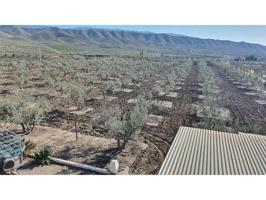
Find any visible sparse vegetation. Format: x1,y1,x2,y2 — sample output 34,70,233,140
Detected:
0,26,265,175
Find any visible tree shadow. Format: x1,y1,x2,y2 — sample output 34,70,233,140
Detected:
0,90,12,95
33,83,47,88
87,147,122,168
55,145,121,169
0,82,13,86
44,109,68,124
18,159,37,171
32,93,54,100
31,77,42,81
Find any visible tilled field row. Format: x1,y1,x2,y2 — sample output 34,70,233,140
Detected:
214,66,266,133
130,65,200,174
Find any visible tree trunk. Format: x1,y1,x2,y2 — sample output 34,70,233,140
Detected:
75,120,78,141
21,123,26,133
117,138,120,149
122,135,127,149
122,140,126,149
30,124,35,132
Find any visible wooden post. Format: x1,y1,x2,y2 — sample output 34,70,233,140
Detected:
75,119,78,141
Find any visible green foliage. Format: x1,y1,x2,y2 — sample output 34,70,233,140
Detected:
151,85,162,97
196,63,232,130
131,143,141,154
121,78,129,90
93,105,121,126
46,43,80,53
64,83,91,109
94,105,125,148
93,96,149,148
43,67,61,87
22,139,36,156
127,95,149,132
106,115,126,148
13,63,30,90
115,96,148,147
166,72,176,86
0,99,11,121
9,92,49,133
150,100,164,113
58,62,73,77
34,148,53,165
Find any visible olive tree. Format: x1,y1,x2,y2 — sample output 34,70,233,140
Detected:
93,105,124,148
58,62,73,77
13,63,30,90
0,99,11,121
151,85,162,97
106,114,126,148
42,67,62,94
8,92,49,134
93,96,149,149
124,95,149,143
109,96,149,148
166,72,176,87
121,78,129,91
64,83,90,110
102,81,115,99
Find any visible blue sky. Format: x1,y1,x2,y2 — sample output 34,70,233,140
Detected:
59,25,266,46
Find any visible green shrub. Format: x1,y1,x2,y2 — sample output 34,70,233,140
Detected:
34,148,53,165
22,139,36,156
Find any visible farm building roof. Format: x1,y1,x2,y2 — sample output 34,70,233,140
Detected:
159,126,266,175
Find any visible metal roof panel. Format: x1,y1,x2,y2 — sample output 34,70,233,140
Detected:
159,126,266,175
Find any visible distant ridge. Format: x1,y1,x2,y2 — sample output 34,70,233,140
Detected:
0,25,266,56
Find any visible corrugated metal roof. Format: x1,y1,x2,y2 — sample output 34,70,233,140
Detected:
159,126,266,175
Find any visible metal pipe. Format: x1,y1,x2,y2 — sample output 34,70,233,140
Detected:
49,157,110,175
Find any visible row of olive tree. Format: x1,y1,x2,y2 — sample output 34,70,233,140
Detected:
196,63,230,130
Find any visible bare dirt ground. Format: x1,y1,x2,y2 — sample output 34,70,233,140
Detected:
213,66,266,134
130,65,200,174
17,126,147,175
18,158,85,175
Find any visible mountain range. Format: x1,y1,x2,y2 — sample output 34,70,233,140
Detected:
1,25,266,56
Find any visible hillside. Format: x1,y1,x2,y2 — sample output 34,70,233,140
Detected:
0,25,266,56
